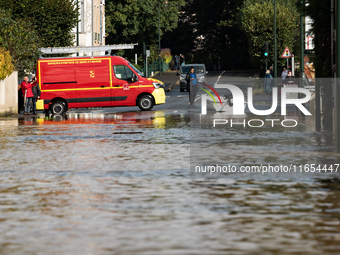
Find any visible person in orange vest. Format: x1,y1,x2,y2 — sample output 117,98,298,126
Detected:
21,76,33,115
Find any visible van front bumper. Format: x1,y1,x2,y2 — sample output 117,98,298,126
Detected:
152,88,166,105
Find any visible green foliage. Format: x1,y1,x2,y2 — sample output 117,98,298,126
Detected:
240,0,299,69
0,9,40,76
0,47,14,79
0,0,78,77
162,0,251,70
149,45,160,64
105,0,185,63
132,63,142,71
0,0,78,47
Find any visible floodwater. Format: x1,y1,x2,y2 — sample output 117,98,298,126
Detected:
1,110,340,254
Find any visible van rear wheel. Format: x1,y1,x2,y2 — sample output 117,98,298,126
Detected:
51,101,66,115
138,95,154,111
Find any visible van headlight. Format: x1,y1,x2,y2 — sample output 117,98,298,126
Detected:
153,82,162,89
180,76,186,81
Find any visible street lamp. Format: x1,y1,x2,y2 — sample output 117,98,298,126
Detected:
158,0,161,76
300,0,304,87
274,0,277,86
158,0,168,77
76,0,79,56
337,0,340,151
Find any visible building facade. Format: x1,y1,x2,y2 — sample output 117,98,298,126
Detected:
71,0,106,55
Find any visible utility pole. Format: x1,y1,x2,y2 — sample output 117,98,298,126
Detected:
157,1,168,76
274,0,277,86
264,42,269,71
300,0,304,87
76,0,79,56
143,42,146,76
158,0,161,76
336,0,340,151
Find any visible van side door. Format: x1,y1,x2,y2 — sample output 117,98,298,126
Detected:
75,63,111,108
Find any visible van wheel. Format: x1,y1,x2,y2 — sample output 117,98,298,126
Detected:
138,95,154,111
51,101,66,115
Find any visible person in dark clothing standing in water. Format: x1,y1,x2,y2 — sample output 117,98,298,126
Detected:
31,76,41,115
185,67,197,106
18,83,24,114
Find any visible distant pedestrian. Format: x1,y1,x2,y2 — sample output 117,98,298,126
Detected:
180,54,185,66
264,70,273,95
31,76,41,115
285,70,294,82
186,67,197,106
18,83,24,114
21,76,33,115
281,67,288,80
269,66,274,78
174,54,179,70
181,61,185,66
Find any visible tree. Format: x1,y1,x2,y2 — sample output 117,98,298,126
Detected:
105,0,185,62
0,0,78,76
0,0,78,48
240,0,299,69
162,0,251,70
0,47,14,79
0,9,40,76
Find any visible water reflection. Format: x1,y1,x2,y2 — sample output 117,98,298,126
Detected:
0,111,190,172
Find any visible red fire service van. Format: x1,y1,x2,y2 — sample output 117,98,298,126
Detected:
36,56,166,114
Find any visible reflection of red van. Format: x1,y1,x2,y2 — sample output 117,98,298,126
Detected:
36,56,165,114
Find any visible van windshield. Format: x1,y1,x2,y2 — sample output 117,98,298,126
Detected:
129,63,144,77
180,66,205,74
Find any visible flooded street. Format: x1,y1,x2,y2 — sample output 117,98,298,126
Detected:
1,108,340,254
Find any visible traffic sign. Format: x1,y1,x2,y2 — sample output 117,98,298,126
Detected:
281,47,292,58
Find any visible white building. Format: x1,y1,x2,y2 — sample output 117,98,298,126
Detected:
71,0,106,55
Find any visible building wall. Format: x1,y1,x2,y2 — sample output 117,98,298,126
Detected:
0,71,18,117
71,0,105,56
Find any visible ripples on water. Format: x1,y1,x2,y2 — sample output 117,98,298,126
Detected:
0,111,340,254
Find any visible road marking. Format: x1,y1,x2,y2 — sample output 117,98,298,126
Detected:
194,71,225,102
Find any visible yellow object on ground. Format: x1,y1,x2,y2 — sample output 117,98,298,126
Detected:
36,99,44,110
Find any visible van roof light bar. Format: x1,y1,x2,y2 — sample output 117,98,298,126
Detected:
39,44,138,55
